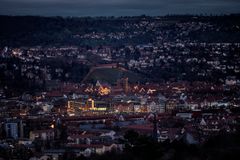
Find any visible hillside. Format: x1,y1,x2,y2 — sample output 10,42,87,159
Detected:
82,65,146,84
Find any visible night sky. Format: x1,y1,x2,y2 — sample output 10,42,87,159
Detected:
0,0,240,16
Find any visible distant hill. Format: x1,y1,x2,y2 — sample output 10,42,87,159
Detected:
82,64,146,84
1,15,240,47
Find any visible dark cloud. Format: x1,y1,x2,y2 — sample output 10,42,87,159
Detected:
0,0,239,16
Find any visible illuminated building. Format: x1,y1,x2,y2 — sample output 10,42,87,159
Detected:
147,89,157,94
87,98,95,109
67,100,85,116
67,98,109,116
98,86,111,96
166,100,177,113
96,80,111,96
112,102,134,113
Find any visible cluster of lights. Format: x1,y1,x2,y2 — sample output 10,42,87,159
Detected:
98,86,111,96
84,86,111,96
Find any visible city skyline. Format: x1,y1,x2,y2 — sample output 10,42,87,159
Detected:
0,1,240,159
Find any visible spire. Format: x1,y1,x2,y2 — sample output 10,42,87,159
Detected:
200,118,207,126
96,80,102,87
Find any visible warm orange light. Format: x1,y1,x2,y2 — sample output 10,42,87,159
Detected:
99,86,111,95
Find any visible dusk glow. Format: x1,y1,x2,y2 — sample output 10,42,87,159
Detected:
0,0,240,16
